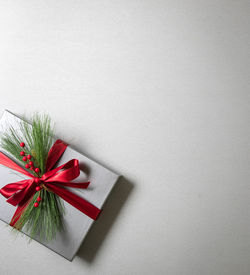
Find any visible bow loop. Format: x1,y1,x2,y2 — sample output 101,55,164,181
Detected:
0,179,30,199
1,179,36,206
42,159,80,183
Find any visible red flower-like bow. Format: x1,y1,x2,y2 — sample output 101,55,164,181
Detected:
0,139,101,226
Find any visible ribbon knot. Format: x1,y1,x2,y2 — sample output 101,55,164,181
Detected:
0,139,101,226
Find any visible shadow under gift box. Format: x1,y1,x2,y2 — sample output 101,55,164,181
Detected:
0,110,120,261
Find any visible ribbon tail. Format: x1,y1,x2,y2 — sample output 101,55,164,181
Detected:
46,183,101,220
10,198,33,227
10,204,26,227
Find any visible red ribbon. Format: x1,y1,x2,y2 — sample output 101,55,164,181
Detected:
0,139,101,226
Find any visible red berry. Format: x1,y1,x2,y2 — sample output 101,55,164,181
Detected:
30,167,34,170
27,155,32,160
37,197,41,202
22,156,27,161
20,151,25,156
35,186,41,192
34,202,39,207
20,142,25,147
29,161,34,166
35,168,40,173
25,164,30,169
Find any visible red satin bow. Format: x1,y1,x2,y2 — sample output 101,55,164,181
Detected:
0,139,101,226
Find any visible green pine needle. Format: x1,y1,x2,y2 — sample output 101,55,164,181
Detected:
1,114,65,241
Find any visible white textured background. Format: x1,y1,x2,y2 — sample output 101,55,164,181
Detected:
0,1,249,275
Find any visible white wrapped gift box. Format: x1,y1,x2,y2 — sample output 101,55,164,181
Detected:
0,110,120,261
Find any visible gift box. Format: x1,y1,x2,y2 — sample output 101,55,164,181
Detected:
0,110,120,261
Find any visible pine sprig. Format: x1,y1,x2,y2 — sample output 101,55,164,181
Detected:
1,114,65,241
15,189,65,241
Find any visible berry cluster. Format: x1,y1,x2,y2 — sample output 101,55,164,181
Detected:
34,185,42,207
19,142,40,174
19,142,42,208
34,195,42,208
